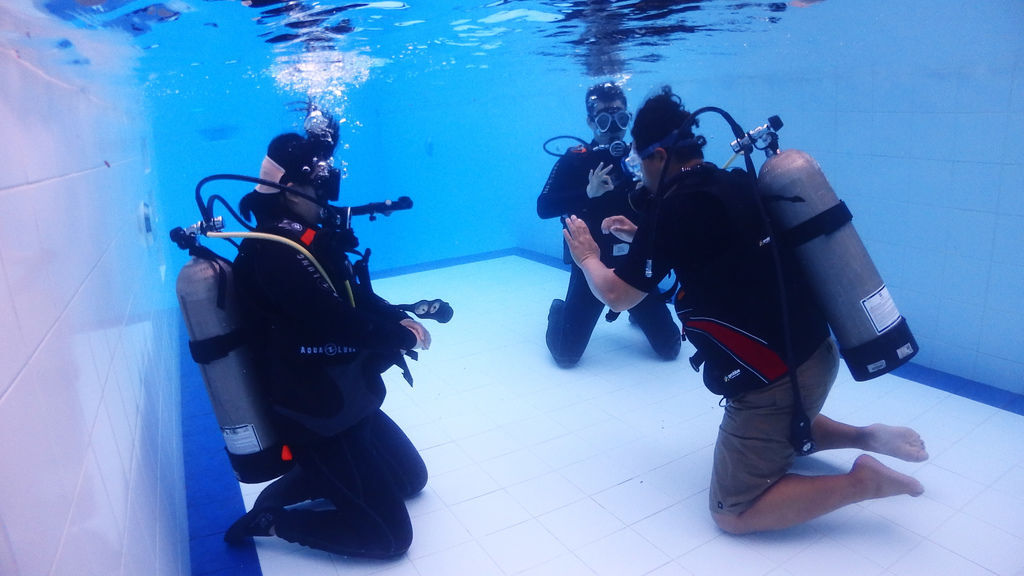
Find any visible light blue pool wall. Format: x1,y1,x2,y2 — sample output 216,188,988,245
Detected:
694,1,1024,392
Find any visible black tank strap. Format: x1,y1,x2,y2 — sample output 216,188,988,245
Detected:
189,330,246,364
781,201,852,248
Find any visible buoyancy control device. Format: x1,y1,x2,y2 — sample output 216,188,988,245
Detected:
171,169,452,483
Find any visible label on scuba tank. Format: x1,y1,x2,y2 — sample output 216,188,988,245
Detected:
222,424,262,455
861,285,901,334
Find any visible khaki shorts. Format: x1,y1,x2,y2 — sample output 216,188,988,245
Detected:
709,338,840,516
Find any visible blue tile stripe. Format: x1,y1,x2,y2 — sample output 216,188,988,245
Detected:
379,251,1024,416
894,362,1024,417
180,318,263,576
370,247,569,279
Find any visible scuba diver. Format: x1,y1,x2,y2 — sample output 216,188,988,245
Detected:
173,104,452,558
537,81,680,367
563,86,928,534
223,129,431,557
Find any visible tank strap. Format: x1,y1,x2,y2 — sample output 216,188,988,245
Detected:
189,330,245,364
782,201,852,247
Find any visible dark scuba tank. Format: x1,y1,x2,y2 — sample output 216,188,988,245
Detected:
757,149,918,381
175,256,293,483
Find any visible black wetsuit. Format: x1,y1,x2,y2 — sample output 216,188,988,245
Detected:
231,217,427,558
538,143,681,366
614,163,830,396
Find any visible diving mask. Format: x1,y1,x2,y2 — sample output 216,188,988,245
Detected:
621,147,643,182
593,108,631,134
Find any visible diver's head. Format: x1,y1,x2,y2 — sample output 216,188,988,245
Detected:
241,132,338,226
257,131,340,203
629,86,704,191
585,81,630,146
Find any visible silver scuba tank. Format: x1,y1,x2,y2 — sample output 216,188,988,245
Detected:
757,149,918,381
175,255,292,482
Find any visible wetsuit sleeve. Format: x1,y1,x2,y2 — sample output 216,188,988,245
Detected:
613,211,670,293
243,239,417,352
537,152,588,219
352,282,414,326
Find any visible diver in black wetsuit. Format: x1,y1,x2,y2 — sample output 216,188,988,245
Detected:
224,131,431,559
537,82,680,367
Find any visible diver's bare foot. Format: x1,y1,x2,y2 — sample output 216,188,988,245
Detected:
852,454,924,498
864,424,929,462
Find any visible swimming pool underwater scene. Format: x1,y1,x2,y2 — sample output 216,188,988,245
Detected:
1,1,1023,575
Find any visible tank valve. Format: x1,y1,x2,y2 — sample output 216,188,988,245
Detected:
731,115,784,156
204,216,225,233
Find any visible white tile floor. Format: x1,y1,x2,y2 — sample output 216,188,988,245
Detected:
238,256,1024,576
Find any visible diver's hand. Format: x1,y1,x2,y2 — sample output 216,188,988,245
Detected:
587,162,615,198
401,318,431,350
601,215,637,243
563,215,600,267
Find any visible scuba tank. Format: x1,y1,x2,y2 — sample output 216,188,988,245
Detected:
757,149,918,380
175,247,293,483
